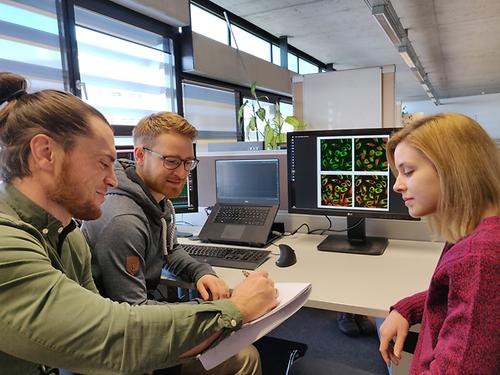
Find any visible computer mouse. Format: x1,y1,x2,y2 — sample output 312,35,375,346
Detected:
276,244,297,267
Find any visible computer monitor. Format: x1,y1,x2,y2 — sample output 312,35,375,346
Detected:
170,172,198,214
215,159,280,205
287,128,415,255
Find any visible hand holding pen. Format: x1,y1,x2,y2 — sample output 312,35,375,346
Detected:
242,270,279,298
230,270,278,324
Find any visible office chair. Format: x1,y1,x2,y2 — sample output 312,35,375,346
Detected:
254,336,308,375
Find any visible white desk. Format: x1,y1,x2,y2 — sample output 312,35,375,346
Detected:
180,232,443,318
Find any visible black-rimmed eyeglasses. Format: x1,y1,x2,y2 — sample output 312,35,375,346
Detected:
143,147,199,171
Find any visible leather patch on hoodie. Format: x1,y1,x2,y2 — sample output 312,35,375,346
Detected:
126,256,140,276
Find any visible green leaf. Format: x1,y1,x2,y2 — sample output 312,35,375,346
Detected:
285,116,307,130
264,124,275,149
237,100,248,123
256,107,266,121
247,116,257,131
250,81,257,98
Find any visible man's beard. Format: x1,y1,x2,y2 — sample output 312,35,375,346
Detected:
144,174,186,200
48,158,102,221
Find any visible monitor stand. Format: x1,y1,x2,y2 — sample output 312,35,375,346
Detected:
317,217,388,256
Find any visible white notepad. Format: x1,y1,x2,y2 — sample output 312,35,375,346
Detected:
198,282,312,370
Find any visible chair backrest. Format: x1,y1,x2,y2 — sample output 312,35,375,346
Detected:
254,336,308,375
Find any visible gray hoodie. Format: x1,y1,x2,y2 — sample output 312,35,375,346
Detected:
82,159,214,305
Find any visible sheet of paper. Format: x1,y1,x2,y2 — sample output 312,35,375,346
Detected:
198,282,312,370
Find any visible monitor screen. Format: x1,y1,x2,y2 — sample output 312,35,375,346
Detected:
215,159,279,205
169,171,198,214
287,128,415,255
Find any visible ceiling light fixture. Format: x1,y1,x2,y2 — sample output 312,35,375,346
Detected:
411,67,425,82
421,82,430,92
370,1,440,105
372,4,405,45
398,45,416,69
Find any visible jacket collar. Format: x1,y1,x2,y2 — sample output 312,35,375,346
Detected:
0,183,75,252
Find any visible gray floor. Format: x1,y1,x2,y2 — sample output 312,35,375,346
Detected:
267,307,389,375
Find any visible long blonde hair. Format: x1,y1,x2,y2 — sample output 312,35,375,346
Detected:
387,113,500,243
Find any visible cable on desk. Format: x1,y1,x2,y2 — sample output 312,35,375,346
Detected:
324,217,364,233
285,223,311,236
176,220,195,226
266,216,364,249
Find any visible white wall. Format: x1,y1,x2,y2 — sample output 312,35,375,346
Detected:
301,67,382,130
403,93,500,140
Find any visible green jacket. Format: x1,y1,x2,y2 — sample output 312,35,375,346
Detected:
0,184,241,375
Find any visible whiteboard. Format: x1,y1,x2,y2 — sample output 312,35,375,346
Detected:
302,67,382,130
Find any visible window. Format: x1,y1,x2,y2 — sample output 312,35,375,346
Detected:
299,58,319,74
0,0,64,91
279,101,295,133
190,2,325,73
182,82,238,141
230,25,271,62
271,44,281,66
190,3,228,45
288,52,298,73
74,6,176,126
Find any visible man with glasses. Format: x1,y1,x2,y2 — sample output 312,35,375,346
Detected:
81,112,261,375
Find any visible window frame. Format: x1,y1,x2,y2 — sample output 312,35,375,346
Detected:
190,0,326,71
64,0,182,136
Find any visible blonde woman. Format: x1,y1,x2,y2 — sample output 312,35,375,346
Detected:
379,113,500,374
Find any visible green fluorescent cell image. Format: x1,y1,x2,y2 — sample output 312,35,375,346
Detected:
354,137,388,172
320,138,352,171
354,175,388,209
321,174,352,207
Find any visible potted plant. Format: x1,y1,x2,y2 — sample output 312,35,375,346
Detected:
238,82,306,149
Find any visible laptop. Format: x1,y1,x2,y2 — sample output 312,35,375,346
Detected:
198,158,280,247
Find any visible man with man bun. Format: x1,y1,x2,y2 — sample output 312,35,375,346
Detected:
0,72,277,374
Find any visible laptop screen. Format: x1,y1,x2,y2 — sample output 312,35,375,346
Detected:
215,159,279,205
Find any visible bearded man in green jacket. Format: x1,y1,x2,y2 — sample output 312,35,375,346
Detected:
0,72,277,375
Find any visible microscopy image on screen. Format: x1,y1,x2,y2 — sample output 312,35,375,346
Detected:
354,137,388,172
320,138,352,171
354,175,388,209
321,174,352,207
171,184,189,207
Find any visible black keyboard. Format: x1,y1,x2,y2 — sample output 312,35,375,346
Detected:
213,205,270,226
183,244,270,270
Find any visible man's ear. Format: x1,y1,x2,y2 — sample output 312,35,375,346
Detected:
30,134,59,172
134,146,145,166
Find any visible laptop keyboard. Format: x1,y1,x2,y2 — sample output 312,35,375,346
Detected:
213,205,270,226
183,244,270,270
